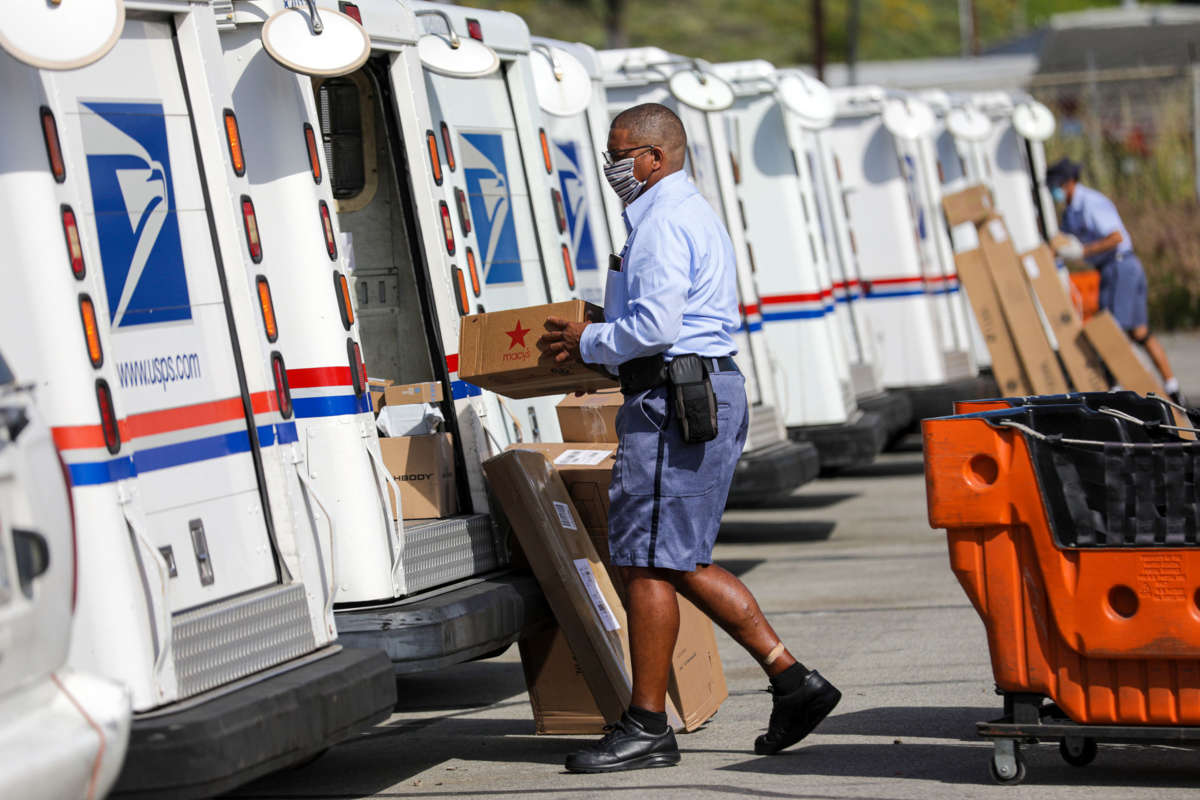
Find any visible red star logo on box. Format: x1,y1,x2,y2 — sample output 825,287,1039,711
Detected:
505,320,530,350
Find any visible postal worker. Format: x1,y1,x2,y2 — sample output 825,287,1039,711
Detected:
539,103,840,773
1047,157,1181,402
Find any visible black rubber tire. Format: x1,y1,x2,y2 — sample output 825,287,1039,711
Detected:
1059,737,1098,767
988,749,1027,785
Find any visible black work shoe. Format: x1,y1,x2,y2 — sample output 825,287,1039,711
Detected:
565,712,680,773
754,669,841,755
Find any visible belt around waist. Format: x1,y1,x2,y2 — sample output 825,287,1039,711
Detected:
617,354,739,395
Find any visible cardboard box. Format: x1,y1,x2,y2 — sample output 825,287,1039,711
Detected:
1083,311,1163,395
483,450,631,723
556,389,623,443
379,434,457,520
941,185,995,227
519,624,611,734
977,217,1070,395
504,442,727,732
368,377,394,414
954,249,1031,396
458,300,618,399
382,381,444,406
1019,246,1108,392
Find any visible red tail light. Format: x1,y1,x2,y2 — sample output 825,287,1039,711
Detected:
61,206,85,279
223,109,245,177
241,195,262,263
426,129,443,185
319,200,337,259
338,2,362,23
439,200,455,255
41,107,65,183
539,128,552,174
441,122,455,171
466,18,483,41
551,188,567,233
347,340,367,396
454,187,471,235
334,271,355,329
95,379,120,454
271,352,293,419
454,267,469,315
303,123,322,184
466,248,481,296
561,244,575,290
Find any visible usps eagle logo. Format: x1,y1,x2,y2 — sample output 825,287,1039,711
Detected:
460,132,522,285
553,139,598,273
81,101,190,327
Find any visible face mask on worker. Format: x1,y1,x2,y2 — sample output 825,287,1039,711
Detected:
604,157,647,205
1051,186,1066,205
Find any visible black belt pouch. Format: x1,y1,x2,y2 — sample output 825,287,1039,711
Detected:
668,354,718,443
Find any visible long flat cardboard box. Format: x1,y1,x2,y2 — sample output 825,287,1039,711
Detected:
458,300,618,399
1019,246,1108,392
954,249,1030,396
1082,311,1163,395
977,217,1069,395
483,450,630,723
505,442,727,733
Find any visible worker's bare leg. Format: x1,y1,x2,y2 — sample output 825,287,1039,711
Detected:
670,563,797,676
1131,325,1176,384
624,566,680,712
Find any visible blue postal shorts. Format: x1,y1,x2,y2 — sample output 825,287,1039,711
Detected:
607,369,749,572
1099,253,1148,331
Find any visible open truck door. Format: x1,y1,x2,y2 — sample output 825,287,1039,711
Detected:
215,0,556,673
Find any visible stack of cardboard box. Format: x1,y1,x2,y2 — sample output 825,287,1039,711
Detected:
943,186,1105,396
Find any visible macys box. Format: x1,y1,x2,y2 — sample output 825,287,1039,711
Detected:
457,300,617,399
379,434,457,520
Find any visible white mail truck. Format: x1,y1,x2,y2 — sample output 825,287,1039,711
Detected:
0,2,396,796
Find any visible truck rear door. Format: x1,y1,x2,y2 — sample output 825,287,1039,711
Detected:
49,19,280,612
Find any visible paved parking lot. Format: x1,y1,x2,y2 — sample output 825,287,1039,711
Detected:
232,334,1200,800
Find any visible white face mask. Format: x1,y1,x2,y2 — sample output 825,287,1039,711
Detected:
604,156,646,205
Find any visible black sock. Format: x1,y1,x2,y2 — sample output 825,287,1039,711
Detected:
769,662,810,695
627,704,669,734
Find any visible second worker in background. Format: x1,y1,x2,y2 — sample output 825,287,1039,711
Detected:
539,102,840,773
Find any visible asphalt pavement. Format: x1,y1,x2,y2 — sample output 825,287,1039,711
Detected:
232,333,1200,800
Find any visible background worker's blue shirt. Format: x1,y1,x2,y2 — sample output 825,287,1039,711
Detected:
579,171,740,369
1060,184,1134,266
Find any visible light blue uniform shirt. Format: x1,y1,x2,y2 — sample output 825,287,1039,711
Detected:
1060,184,1133,266
579,171,740,369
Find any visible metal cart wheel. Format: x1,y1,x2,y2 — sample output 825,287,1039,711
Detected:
1059,736,1097,767
989,738,1027,785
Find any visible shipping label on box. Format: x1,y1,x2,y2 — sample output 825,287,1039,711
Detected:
977,217,1070,395
1019,246,1108,392
380,433,457,520
954,249,1030,397
457,300,618,399
556,388,623,443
